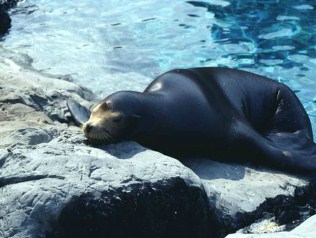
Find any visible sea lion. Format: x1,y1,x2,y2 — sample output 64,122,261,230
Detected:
67,67,316,173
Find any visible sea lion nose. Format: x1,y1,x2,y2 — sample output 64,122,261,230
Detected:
85,123,93,133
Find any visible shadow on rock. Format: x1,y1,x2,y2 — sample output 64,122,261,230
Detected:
99,141,147,160
47,178,219,238
183,158,246,181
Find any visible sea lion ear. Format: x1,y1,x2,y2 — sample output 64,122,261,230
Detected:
100,100,109,110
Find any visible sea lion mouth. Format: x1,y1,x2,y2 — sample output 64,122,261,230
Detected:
82,125,116,144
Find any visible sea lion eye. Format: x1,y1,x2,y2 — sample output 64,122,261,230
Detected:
112,115,123,123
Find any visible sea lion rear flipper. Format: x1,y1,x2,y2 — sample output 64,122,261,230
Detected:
264,131,316,173
231,121,316,173
67,99,91,126
260,85,316,173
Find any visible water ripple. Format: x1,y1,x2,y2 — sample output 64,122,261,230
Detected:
2,0,316,136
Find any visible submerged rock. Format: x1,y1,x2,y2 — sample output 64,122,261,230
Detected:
0,0,20,35
0,10,11,35
0,50,315,237
0,0,19,11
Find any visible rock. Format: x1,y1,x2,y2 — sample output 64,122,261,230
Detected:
0,0,19,35
0,10,11,35
0,48,315,238
52,175,212,238
0,137,215,238
226,214,316,238
183,159,311,235
0,0,19,11
0,51,96,123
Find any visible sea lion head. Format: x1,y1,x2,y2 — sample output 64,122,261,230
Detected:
82,92,141,144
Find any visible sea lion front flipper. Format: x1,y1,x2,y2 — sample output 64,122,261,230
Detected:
67,99,91,126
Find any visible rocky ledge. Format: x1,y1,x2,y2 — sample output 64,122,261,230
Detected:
0,48,316,238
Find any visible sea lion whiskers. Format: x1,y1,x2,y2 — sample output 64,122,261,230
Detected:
91,128,114,143
101,134,108,141
99,131,109,141
102,131,115,143
100,127,115,142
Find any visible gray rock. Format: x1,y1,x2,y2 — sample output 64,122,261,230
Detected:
0,53,95,123
184,158,308,231
0,136,214,238
226,214,316,238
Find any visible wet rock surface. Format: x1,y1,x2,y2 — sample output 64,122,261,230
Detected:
0,49,315,238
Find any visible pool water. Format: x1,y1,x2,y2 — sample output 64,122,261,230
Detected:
2,0,316,134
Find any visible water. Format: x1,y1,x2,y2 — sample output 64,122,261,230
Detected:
2,0,316,134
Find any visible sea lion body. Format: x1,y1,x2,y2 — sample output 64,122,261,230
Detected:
68,67,316,173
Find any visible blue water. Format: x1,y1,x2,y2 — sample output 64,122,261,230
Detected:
2,0,316,134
